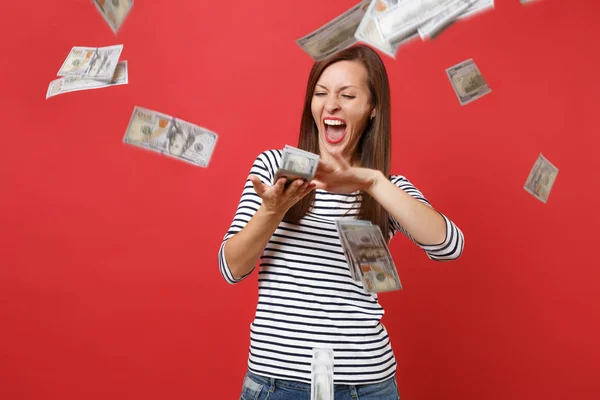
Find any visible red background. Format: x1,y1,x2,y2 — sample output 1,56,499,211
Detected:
1,1,599,399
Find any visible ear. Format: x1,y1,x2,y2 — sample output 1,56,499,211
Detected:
370,108,376,119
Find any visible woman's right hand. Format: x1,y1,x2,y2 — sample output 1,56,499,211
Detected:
249,175,315,216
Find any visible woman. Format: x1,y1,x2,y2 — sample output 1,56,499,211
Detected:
218,45,464,400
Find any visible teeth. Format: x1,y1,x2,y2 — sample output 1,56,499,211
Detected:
324,119,345,126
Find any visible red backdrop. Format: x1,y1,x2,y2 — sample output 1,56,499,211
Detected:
1,1,599,399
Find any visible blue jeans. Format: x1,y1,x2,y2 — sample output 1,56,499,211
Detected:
240,370,400,400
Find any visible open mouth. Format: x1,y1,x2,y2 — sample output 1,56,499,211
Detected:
324,118,346,144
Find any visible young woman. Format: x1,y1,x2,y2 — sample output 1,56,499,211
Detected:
219,45,464,400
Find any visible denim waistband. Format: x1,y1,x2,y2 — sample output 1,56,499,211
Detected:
246,369,394,391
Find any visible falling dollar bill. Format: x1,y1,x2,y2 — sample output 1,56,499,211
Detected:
377,0,457,46
337,220,402,293
57,45,123,82
296,0,370,61
311,348,334,400
46,61,128,99
524,153,558,203
446,58,491,105
335,219,374,282
275,145,320,183
93,0,134,34
418,0,473,39
457,0,494,20
355,0,401,57
123,107,218,168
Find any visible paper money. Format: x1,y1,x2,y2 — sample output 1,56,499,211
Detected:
93,0,134,34
524,154,558,203
355,0,401,57
275,145,320,183
57,45,123,82
311,348,334,400
336,220,402,293
418,0,472,39
377,0,457,45
336,219,374,281
123,107,218,168
46,61,128,99
446,58,491,106
296,0,370,61
457,0,494,20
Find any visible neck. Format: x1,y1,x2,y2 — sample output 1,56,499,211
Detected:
320,149,359,167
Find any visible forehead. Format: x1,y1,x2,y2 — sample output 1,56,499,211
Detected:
316,60,369,88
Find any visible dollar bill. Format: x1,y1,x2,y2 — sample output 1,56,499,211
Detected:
355,0,401,57
376,0,457,46
337,221,402,293
524,153,558,203
296,0,370,61
336,219,374,282
57,45,123,82
123,107,218,168
418,0,473,39
275,145,320,183
457,0,494,20
311,348,334,400
93,0,134,34
446,58,491,106
46,61,128,99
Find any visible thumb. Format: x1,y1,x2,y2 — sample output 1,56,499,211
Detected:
249,175,266,197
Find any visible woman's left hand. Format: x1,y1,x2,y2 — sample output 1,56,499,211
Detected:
313,151,382,194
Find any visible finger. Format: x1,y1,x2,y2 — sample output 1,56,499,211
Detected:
272,177,287,195
284,179,305,196
298,181,316,197
249,175,266,197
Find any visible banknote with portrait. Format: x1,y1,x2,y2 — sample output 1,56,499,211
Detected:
46,61,128,99
93,0,134,34
446,58,491,105
296,0,370,61
524,153,558,203
337,220,402,293
123,106,218,168
57,45,123,82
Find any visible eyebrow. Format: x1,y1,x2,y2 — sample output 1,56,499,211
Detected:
315,84,357,91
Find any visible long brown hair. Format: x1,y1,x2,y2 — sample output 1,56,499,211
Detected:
283,45,392,236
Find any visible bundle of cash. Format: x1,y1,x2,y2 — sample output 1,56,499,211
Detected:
123,106,218,168
524,153,558,204
275,145,320,184
46,61,128,99
57,45,124,82
311,348,334,400
446,58,491,106
336,219,402,293
296,0,370,61
93,0,134,34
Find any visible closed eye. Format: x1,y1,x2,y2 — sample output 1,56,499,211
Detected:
314,92,326,97
342,95,356,99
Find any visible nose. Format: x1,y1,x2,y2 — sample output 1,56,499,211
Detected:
324,95,340,113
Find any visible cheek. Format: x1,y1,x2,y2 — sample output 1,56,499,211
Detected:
311,100,322,124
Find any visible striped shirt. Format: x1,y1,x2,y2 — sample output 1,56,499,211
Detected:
219,149,464,385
